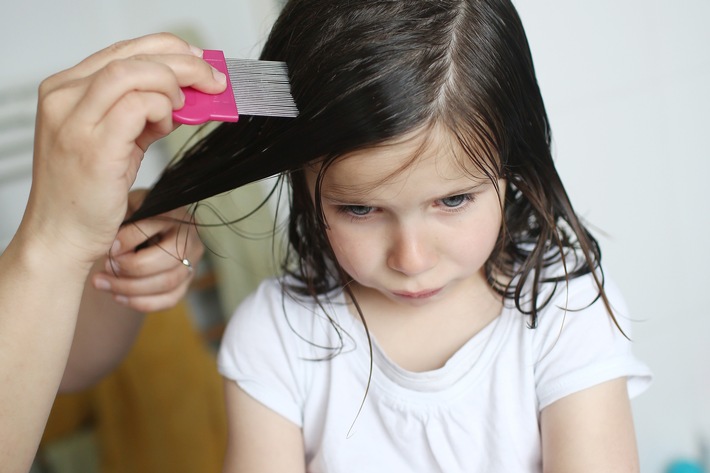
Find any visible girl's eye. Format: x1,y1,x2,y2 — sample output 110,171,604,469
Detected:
439,194,473,209
341,205,374,217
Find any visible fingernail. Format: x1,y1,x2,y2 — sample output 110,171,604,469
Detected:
94,278,111,291
212,67,227,84
106,259,120,275
110,239,121,255
189,44,203,57
115,295,129,305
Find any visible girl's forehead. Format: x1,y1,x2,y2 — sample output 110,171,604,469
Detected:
314,125,491,189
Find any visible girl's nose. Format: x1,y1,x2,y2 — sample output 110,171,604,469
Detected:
386,227,438,276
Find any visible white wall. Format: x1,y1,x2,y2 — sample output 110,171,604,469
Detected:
0,1,280,85
2,1,708,471
514,1,710,470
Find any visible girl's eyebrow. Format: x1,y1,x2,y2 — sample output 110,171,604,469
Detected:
321,193,371,205
321,183,487,205
439,180,490,195
431,184,487,200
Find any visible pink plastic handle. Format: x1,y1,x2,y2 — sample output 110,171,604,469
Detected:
172,50,239,125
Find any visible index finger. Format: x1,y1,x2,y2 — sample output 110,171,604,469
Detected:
43,33,202,92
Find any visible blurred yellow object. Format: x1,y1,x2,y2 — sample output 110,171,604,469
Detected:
41,300,227,473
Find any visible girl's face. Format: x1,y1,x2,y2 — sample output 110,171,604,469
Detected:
307,126,505,310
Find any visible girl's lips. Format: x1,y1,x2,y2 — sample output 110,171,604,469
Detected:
392,288,442,299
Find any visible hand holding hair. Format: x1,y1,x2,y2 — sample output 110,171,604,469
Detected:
94,190,204,313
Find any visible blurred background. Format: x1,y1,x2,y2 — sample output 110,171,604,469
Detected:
1,1,708,472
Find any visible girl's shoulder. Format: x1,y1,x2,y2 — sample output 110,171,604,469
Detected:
238,275,347,314
511,264,652,407
225,276,352,350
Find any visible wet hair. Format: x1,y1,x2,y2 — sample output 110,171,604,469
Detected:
129,0,616,330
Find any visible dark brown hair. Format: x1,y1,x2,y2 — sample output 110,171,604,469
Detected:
129,0,614,329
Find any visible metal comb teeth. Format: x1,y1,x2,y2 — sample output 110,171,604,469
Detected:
227,58,299,118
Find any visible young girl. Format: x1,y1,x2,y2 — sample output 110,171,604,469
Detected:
125,0,652,471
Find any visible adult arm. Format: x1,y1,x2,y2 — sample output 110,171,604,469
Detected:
0,33,225,473
540,377,640,473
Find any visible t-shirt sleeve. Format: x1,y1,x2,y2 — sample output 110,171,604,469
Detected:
217,279,306,427
532,274,652,411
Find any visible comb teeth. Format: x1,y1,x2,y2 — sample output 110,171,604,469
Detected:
227,58,299,118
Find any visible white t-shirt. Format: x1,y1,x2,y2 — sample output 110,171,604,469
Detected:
218,271,652,472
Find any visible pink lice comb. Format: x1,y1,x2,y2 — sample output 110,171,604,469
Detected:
172,50,298,125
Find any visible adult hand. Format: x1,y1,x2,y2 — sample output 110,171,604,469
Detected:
91,189,205,313
21,33,226,272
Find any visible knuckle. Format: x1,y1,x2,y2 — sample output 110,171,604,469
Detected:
40,79,72,106
122,91,171,121
121,90,142,107
38,86,63,114
106,38,132,56
107,33,187,60
157,92,174,111
38,85,75,127
38,76,57,98
111,92,142,119
102,59,132,82
152,32,186,50
114,255,139,275
135,32,188,55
